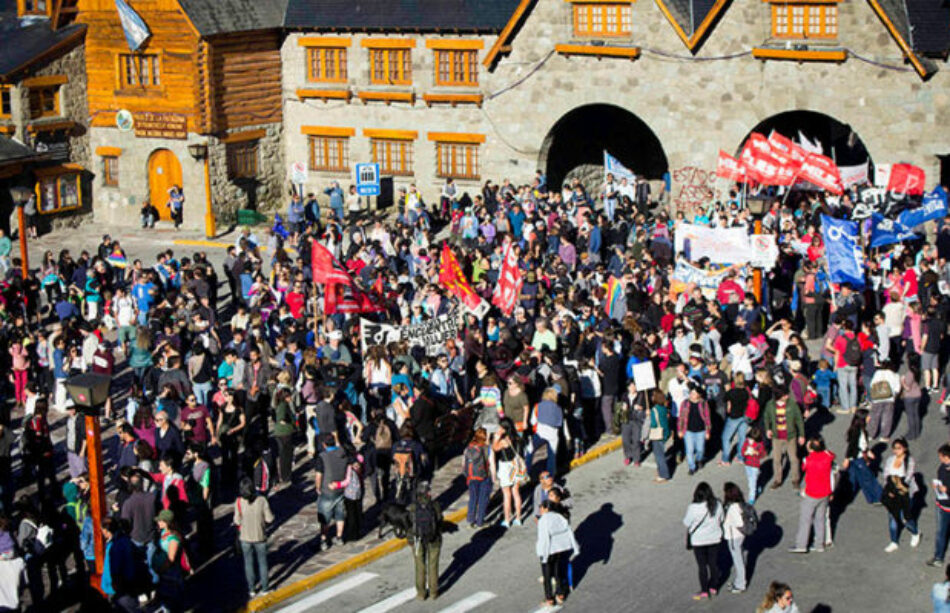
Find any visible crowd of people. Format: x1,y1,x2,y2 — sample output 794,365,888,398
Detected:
0,166,947,611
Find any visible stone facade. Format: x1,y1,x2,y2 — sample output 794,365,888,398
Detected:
207,123,284,223
280,2,949,210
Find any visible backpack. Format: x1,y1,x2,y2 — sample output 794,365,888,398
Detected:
463,444,489,482
739,502,759,537
870,378,893,401
392,441,415,479
744,396,760,423
413,499,438,544
374,423,393,454
612,400,631,435
843,334,862,367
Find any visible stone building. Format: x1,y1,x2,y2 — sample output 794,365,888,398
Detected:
0,0,89,235
78,0,285,232
280,0,950,212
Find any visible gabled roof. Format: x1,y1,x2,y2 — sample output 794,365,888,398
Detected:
0,136,43,166
285,0,520,32
867,0,939,79
654,0,731,53
483,0,535,67
906,0,950,57
0,22,86,81
177,0,287,36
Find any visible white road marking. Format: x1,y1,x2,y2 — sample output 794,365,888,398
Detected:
528,605,562,613
436,591,497,613
275,572,378,613
356,588,418,613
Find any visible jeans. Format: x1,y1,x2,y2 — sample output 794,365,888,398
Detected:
620,421,642,462
848,458,882,504
721,418,744,462
683,430,706,472
837,366,858,411
795,495,828,549
651,440,671,480
904,397,922,440
467,478,491,526
745,466,760,503
889,510,919,544
241,540,269,592
726,537,746,590
817,385,832,409
692,543,720,593
193,381,213,408
934,508,950,561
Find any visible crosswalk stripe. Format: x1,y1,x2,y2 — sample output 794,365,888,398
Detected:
436,591,496,613
356,588,418,613
528,605,562,613
275,572,378,613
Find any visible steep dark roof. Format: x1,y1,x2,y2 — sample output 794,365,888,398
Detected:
655,0,731,52
867,0,938,78
178,0,287,36
0,137,43,165
284,0,520,31
906,0,950,56
0,21,86,80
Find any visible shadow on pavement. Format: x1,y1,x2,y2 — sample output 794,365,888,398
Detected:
438,524,507,594
571,502,623,586
745,510,783,581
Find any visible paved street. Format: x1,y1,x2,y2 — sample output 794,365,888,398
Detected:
267,391,946,613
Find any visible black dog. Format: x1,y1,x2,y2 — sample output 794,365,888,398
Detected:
378,503,411,539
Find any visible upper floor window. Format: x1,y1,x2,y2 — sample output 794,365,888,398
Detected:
308,47,348,83
28,86,58,119
370,48,412,85
120,54,161,88
572,2,633,37
18,0,49,16
434,50,478,87
0,86,11,119
771,3,838,39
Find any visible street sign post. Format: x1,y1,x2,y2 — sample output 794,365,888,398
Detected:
356,163,381,197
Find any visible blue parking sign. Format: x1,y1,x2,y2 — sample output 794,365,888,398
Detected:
355,163,380,197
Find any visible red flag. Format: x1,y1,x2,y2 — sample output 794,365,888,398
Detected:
716,150,745,182
886,163,926,196
324,283,384,315
768,131,807,164
439,243,485,314
740,133,798,186
311,239,352,286
798,153,843,194
491,240,523,316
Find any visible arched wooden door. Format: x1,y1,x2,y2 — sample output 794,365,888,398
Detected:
147,149,182,221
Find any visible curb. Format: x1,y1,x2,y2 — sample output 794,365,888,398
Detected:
241,436,620,612
173,239,231,249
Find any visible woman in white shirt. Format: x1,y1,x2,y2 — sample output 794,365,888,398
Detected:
722,482,748,593
682,481,724,600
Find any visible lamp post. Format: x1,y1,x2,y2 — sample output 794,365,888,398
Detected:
188,142,215,238
747,196,771,305
64,373,111,591
9,185,32,279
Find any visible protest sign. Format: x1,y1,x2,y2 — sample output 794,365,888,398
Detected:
672,261,734,294
361,310,459,356
492,240,523,316
631,361,656,391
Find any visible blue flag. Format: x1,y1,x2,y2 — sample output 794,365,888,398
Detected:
898,186,948,229
820,215,865,288
869,213,918,248
115,0,151,52
604,150,635,182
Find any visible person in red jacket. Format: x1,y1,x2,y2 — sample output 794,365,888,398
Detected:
790,436,835,553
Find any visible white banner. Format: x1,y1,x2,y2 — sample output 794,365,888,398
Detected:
360,310,459,356
839,161,869,187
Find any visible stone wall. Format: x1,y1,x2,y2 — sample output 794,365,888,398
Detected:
207,123,284,223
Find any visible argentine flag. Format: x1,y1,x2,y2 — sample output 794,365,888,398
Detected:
604,150,635,182
115,0,151,52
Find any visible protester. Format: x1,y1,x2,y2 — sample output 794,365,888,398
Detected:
790,436,835,554
536,498,580,606
683,481,724,600
234,476,274,597
757,581,800,613
409,481,442,601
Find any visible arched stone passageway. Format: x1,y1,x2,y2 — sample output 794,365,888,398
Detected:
739,110,872,169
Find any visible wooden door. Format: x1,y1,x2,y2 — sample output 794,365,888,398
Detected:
148,149,182,221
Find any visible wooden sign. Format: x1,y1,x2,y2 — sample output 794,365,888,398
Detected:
134,112,187,140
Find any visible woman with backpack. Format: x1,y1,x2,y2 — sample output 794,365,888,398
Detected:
492,421,525,528
462,428,492,528
234,476,273,597
682,481,724,600
842,409,882,504
722,481,750,594
868,360,901,441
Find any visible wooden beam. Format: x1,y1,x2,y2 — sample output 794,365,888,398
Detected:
422,93,484,107
357,91,415,105
363,128,418,140
301,126,356,137
554,44,641,59
22,74,69,87
298,36,351,47
220,128,267,143
750,47,848,62
426,132,486,144
425,39,485,50
360,38,416,49
483,0,532,67
296,88,352,101
95,146,122,156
